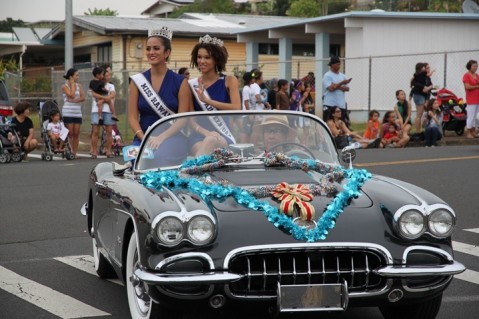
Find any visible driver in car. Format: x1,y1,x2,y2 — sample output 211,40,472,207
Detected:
252,115,297,152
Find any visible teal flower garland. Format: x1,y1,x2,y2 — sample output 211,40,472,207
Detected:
141,149,371,242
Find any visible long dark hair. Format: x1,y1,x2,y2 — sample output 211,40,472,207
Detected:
410,62,425,87
425,98,440,120
63,68,78,80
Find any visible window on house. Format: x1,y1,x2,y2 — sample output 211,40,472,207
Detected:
259,43,279,55
98,45,112,64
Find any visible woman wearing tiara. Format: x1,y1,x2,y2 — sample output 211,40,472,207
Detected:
128,26,191,165
188,34,241,156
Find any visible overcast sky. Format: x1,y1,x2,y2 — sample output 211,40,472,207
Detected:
0,0,156,22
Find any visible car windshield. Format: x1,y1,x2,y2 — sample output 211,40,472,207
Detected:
134,111,338,171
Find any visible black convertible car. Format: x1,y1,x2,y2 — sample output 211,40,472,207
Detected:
81,111,465,319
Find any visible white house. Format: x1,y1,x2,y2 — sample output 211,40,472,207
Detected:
234,11,479,120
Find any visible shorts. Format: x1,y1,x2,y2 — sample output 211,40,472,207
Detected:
91,112,114,126
412,94,426,106
63,116,82,125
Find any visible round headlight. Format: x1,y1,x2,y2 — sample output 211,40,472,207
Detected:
157,217,183,246
187,215,214,245
398,210,425,239
428,209,454,237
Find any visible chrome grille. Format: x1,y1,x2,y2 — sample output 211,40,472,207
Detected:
228,248,387,297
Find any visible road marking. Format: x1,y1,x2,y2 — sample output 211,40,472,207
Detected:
355,155,479,167
464,228,479,234
454,269,479,286
453,241,479,257
54,255,122,286
0,266,111,318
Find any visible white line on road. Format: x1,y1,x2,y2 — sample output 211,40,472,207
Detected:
0,265,111,318
54,255,122,286
454,269,479,286
464,228,479,234
453,241,479,257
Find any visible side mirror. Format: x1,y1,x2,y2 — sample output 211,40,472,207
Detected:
340,142,361,168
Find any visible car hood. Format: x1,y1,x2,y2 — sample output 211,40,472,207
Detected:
143,169,452,268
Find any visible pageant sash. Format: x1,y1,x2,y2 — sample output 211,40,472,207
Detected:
131,73,176,120
188,77,236,143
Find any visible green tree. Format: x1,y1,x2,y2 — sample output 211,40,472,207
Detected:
170,0,236,18
0,18,26,32
287,0,322,17
256,0,290,15
84,8,118,16
287,0,349,17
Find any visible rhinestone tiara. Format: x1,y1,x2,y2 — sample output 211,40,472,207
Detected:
199,34,224,47
148,26,173,40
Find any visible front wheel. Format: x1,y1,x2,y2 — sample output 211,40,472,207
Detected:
379,293,442,319
126,232,179,319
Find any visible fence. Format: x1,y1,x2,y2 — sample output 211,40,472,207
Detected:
3,49,478,144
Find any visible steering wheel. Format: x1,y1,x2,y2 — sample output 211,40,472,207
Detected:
268,142,316,159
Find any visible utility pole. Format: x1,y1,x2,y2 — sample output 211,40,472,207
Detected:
65,0,73,70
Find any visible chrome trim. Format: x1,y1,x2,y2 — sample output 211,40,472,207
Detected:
151,188,216,247
223,242,394,269
374,245,466,277
402,245,455,264
155,252,215,271
393,203,456,239
80,202,88,216
402,276,453,293
223,243,394,300
134,268,242,285
374,261,465,277
224,280,394,300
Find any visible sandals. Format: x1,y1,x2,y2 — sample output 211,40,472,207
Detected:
91,153,98,159
106,153,114,158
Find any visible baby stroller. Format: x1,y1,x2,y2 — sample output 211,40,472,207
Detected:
435,88,467,136
99,123,123,156
0,122,23,163
40,100,75,161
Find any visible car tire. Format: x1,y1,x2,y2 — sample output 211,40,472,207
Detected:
92,237,116,279
379,293,442,319
126,232,178,319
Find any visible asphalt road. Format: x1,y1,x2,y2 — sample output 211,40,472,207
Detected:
0,145,478,319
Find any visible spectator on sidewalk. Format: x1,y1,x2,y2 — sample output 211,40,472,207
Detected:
410,62,433,133
394,89,412,138
380,111,410,148
61,68,85,159
364,109,383,148
10,101,38,161
322,56,352,127
422,98,443,147
462,59,479,139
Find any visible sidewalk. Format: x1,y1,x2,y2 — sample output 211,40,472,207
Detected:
408,133,479,147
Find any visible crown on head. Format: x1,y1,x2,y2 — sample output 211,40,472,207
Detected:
199,34,224,47
148,26,173,40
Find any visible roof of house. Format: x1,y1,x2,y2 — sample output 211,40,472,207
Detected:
233,10,479,34
42,13,301,40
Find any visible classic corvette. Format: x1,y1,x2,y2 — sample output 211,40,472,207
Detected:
81,110,465,319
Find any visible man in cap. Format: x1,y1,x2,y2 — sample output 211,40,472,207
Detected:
322,56,352,126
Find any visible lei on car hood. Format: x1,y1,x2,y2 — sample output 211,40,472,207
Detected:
141,149,371,242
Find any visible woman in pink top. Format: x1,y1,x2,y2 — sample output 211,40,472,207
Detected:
463,59,479,139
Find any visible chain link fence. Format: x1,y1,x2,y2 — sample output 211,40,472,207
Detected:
3,49,478,145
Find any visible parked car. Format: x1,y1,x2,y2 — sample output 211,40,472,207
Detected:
81,111,464,319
